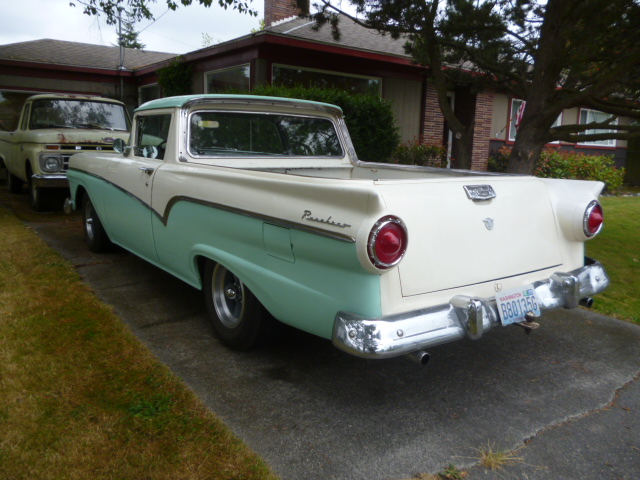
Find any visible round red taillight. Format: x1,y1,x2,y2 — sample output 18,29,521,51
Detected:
368,216,408,269
583,201,604,237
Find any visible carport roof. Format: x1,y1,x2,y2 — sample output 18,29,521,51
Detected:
0,38,176,71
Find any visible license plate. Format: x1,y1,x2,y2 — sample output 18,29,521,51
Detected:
496,285,541,326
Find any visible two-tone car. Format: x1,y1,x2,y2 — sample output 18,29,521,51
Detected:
65,95,609,364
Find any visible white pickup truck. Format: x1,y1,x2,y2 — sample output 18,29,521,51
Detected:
0,93,130,210
65,95,609,364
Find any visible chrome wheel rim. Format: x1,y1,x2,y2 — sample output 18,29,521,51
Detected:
84,201,95,242
212,265,245,329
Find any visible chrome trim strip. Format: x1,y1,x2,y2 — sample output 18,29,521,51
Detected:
333,258,610,359
68,168,355,243
164,196,356,243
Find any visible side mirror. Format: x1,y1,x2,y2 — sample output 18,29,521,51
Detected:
113,138,130,155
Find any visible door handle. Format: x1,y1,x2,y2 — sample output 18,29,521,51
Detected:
139,167,154,175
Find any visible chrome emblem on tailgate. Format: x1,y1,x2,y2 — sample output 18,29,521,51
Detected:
464,185,496,201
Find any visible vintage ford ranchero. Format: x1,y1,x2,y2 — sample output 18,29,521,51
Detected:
65,95,610,364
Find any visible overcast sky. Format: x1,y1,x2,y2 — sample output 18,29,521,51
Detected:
0,0,265,54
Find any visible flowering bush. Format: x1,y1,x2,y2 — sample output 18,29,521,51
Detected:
392,138,448,168
489,147,625,193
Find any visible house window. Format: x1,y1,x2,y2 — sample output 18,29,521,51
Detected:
578,108,617,147
508,99,562,142
272,64,381,96
205,65,250,93
139,84,160,105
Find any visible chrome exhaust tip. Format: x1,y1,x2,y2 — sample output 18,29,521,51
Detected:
579,297,594,308
407,350,430,366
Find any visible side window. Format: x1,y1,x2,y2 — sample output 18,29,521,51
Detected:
134,114,172,159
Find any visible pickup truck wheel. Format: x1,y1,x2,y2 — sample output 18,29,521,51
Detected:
82,196,112,252
7,172,24,194
204,261,279,350
29,181,49,211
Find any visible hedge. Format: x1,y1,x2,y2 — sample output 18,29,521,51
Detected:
489,147,625,193
245,85,401,163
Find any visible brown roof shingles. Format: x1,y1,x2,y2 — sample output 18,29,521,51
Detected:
0,38,176,70
266,15,410,58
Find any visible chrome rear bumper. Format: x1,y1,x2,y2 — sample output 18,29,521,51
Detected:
332,258,610,359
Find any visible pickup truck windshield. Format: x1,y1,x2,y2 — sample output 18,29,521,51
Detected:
29,99,130,131
189,111,344,157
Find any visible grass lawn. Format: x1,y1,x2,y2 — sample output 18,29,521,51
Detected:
0,205,278,480
586,196,640,324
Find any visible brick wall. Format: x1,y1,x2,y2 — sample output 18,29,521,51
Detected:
470,91,493,171
422,84,445,145
265,0,308,26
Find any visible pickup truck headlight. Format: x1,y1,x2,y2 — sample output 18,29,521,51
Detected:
39,154,64,173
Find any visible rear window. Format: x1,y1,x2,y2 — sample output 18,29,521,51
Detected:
188,111,343,157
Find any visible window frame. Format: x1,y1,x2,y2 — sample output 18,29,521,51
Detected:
508,98,562,143
577,108,617,147
204,64,251,94
186,109,345,159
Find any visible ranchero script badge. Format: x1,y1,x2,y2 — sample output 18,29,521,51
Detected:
463,185,496,201
302,210,351,228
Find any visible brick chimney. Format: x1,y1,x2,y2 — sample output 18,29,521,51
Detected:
265,0,309,26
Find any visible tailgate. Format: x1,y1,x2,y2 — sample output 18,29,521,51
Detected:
381,177,563,297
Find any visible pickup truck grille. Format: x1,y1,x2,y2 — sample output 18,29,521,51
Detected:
59,145,115,171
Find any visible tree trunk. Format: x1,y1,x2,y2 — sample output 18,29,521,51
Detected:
506,119,548,174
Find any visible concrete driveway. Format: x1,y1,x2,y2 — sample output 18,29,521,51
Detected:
4,191,640,480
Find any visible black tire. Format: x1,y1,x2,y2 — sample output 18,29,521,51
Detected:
82,195,112,252
203,261,280,350
7,172,24,194
29,180,49,211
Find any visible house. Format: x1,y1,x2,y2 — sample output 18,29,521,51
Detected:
0,0,631,173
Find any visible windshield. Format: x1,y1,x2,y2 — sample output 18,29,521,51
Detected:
29,99,130,131
189,111,343,157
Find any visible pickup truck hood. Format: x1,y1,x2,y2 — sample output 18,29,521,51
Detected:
24,129,128,145
378,176,563,297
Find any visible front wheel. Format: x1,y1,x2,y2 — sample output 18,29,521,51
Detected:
7,172,24,194
203,261,279,350
82,195,112,252
30,180,49,211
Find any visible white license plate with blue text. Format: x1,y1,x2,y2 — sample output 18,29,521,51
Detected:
496,285,541,326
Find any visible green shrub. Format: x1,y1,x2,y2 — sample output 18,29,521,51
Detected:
488,147,625,192
487,146,511,173
535,149,625,192
392,138,448,167
157,56,192,97
246,85,401,163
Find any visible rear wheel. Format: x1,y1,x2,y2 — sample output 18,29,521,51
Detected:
82,195,112,252
203,261,279,350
